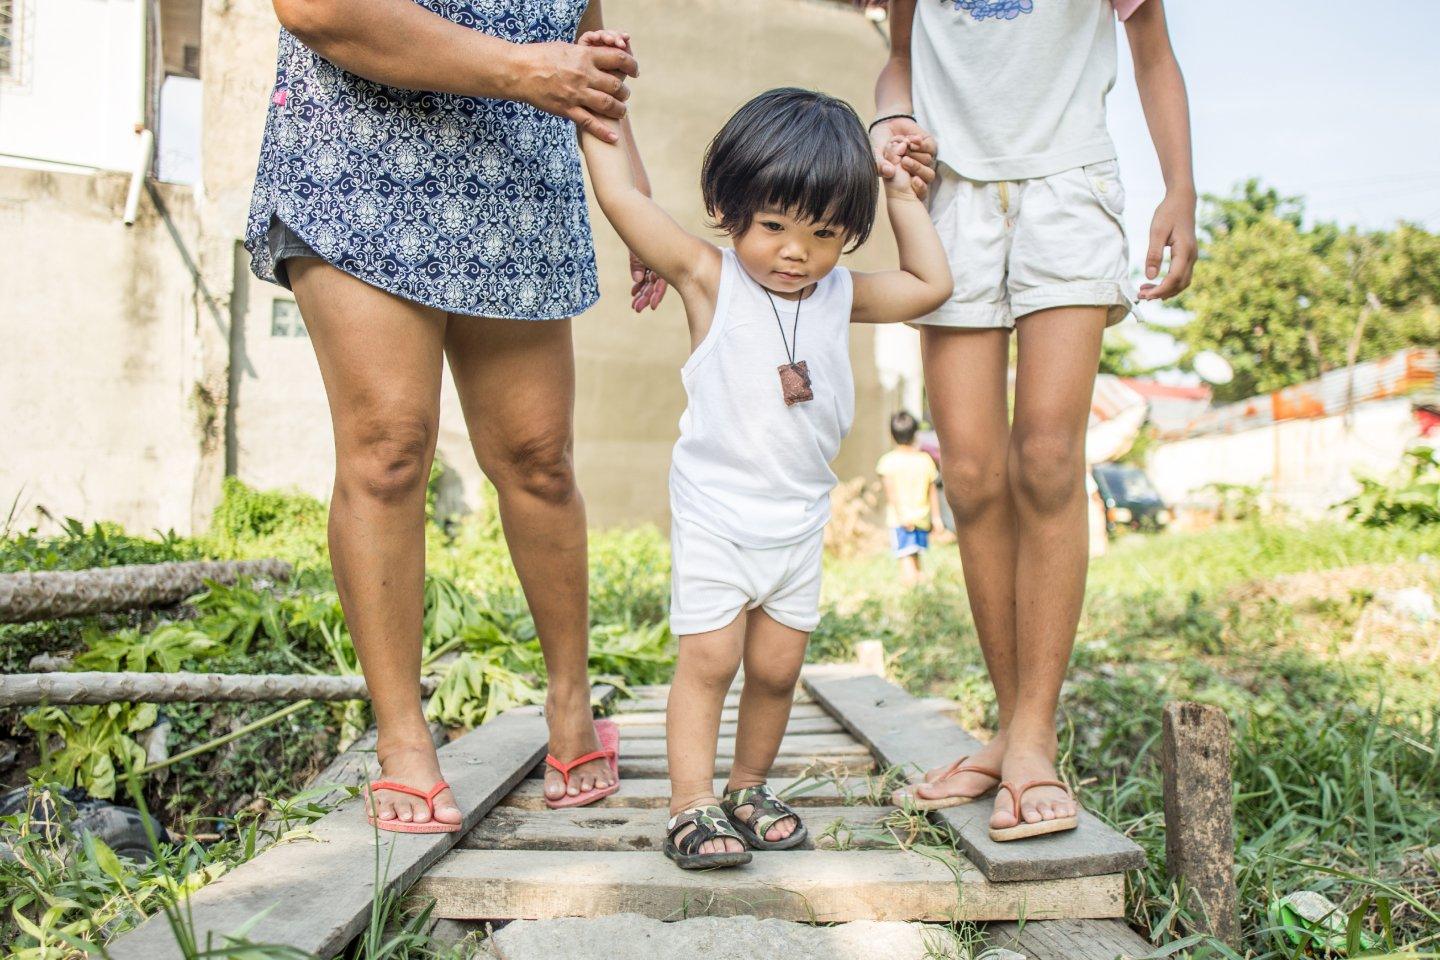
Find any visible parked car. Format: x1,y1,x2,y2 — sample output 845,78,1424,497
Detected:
1092,462,1171,536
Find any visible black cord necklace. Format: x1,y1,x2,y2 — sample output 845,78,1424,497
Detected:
762,285,815,407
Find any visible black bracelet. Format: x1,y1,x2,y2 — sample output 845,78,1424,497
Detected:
868,113,915,133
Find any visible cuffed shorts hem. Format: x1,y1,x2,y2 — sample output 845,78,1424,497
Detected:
910,301,1012,329
1011,281,1136,328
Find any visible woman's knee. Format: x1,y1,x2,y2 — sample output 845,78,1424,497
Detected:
338,413,435,505
941,453,1009,524
492,431,578,507
1009,430,1085,514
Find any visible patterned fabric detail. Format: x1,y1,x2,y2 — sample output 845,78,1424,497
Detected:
722,784,800,837
244,0,599,320
667,805,744,855
948,0,1035,21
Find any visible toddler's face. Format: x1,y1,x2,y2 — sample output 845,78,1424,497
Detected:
731,208,848,300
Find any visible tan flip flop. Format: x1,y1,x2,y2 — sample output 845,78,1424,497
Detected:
891,756,1001,811
988,779,1079,842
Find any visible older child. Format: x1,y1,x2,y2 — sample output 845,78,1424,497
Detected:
875,0,1195,841
579,34,951,868
877,410,944,587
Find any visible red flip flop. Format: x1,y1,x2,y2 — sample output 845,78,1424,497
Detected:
364,779,462,834
543,718,621,809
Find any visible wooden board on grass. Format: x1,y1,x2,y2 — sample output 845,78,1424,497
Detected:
498,775,879,810
801,669,1145,883
107,687,614,960
984,918,1155,959
411,849,1125,922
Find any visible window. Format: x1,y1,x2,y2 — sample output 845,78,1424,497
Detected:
0,0,23,84
270,299,308,339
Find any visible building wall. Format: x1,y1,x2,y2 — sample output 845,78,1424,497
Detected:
0,0,146,171
0,168,208,533
1148,398,1419,516
206,0,896,529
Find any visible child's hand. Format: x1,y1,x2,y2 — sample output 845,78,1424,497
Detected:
577,29,632,55
1138,191,1197,300
881,138,923,201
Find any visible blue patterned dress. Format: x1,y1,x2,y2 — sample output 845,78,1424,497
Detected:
244,0,599,321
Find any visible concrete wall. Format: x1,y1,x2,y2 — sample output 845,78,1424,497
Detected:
0,168,208,533
1148,398,1420,516
206,0,896,529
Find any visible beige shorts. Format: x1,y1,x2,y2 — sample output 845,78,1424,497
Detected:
914,159,1136,329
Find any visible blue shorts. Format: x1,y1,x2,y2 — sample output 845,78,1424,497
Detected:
891,526,930,558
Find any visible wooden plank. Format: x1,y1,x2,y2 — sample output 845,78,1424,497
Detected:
616,716,845,739
616,691,812,714
545,755,875,779
107,688,614,960
412,849,1125,922
985,918,1154,959
459,805,898,851
609,703,828,726
499,776,878,810
620,734,868,759
1162,702,1238,945
801,670,1145,883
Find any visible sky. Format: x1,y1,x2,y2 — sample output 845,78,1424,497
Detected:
1107,0,1440,365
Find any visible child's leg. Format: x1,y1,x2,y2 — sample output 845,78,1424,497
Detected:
994,305,1105,829
898,552,922,586
914,327,1015,801
667,614,747,855
727,608,809,841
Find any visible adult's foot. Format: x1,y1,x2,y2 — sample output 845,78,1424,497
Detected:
543,689,614,801
908,732,1006,804
370,738,462,825
990,740,1077,830
670,797,746,855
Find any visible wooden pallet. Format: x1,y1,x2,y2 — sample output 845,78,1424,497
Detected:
108,671,1143,957
413,674,1129,923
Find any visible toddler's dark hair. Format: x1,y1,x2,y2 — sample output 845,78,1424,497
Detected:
701,88,877,252
890,411,919,445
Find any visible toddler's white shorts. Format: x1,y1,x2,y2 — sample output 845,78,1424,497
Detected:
669,516,824,636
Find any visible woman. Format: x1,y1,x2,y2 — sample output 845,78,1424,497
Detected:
246,0,664,828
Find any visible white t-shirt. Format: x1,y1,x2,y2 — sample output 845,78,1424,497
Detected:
670,249,855,549
912,0,1120,182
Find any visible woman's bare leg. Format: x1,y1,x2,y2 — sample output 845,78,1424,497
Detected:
991,306,1105,829
726,609,809,841
444,316,608,801
666,614,746,855
288,259,459,825
911,327,1015,803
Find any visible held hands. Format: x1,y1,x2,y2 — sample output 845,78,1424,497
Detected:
578,30,669,312
880,137,926,202
871,117,937,201
521,33,637,144
1139,190,1197,300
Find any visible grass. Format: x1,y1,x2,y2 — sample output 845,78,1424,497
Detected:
5,498,1440,956
820,519,1440,956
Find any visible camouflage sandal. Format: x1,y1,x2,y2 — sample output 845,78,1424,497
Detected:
664,804,752,870
721,783,808,851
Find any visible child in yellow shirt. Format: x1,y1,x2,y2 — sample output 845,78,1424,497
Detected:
876,411,944,586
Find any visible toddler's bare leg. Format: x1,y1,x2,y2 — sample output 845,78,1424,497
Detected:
667,614,747,854
728,609,809,841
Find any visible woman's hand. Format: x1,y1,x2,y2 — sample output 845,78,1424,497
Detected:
869,117,938,201
517,39,638,143
1138,190,1197,300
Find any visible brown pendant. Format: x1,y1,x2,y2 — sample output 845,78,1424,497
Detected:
778,360,814,406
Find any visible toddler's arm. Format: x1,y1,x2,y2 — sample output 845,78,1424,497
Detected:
849,147,953,324
576,32,721,310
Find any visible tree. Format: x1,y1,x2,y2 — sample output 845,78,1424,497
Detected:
1176,180,1440,403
